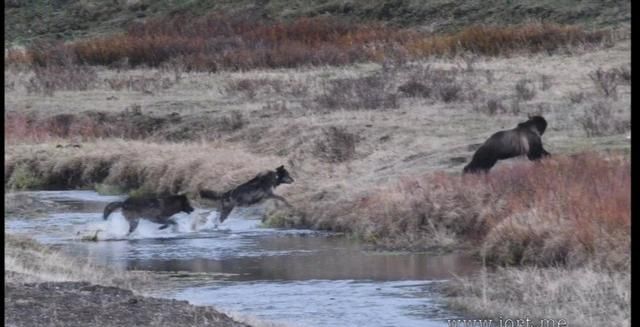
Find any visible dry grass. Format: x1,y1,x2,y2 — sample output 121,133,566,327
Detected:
314,70,399,110
4,141,286,195
4,29,631,325
26,64,98,96
4,234,149,290
4,234,286,326
397,64,470,102
321,153,630,269
4,110,171,143
577,101,630,137
5,33,630,259
4,41,631,245
589,67,624,99
445,266,630,327
10,143,629,270
313,126,358,163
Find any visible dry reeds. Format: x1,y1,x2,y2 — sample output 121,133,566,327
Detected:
446,266,630,326
4,234,149,289
4,140,285,195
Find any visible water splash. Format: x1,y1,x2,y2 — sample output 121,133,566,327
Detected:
6,190,481,327
78,209,222,241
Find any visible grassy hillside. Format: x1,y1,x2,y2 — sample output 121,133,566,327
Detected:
4,1,631,325
5,0,630,46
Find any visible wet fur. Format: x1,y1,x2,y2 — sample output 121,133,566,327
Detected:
103,194,194,234
463,116,551,173
200,165,294,223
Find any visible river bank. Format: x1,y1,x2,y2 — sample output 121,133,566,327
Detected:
5,18,630,326
4,233,289,327
5,193,478,327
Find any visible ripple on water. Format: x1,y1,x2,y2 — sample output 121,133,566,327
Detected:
171,279,459,327
5,191,480,327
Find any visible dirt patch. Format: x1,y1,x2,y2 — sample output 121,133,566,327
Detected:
5,281,250,327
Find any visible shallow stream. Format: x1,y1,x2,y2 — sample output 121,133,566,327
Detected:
5,191,481,327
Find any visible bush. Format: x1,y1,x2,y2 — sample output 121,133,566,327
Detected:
223,78,310,100
218,111,245,131
316,153,630,268
7,17,612,72
7,163,44,190
398,65,467,103
615,64,631,84
578,102,629,137
398,81,431,98
568,91,585,104
405,23,611,58
474,97,505,116
4,110,170,143
315,72,398,110
26,65,98,96
589,67,619,99
94,183,127,195
514,78,536,101
438,81,464,102
540,74,553,91
104,73,176,93
313,126,358,163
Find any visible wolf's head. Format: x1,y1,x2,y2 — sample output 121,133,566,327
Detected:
275,165,294,185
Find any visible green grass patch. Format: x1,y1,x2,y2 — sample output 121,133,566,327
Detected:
7,164,45,190
94,183,126,196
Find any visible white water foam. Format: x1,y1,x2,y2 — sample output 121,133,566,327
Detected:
21,190,126,203
78,208,223,241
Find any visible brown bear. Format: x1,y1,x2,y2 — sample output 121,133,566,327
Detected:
463,115,551,174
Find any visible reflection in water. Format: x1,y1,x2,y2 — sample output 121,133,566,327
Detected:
60,235,479,282
5,191,481,327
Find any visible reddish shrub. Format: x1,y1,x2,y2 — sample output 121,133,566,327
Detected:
317,153,629,267
6,15,611,71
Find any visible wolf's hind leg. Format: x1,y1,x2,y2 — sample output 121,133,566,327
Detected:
218,205,234,223
128,218,140,235
158,219,178,230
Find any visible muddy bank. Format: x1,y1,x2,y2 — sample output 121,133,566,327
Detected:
4,234,258,327
5,280,250,327
5,190,482,327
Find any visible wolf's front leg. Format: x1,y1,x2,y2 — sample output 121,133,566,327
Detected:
159,218,180,231
218,205,234,223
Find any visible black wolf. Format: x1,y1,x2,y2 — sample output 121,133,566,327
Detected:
463,115,551,174
103,194,195,234
199,165,294,223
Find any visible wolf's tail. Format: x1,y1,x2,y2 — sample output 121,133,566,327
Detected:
200,189,222,200
103,201,123,220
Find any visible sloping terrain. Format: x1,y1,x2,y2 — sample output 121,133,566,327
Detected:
5,0,630,45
